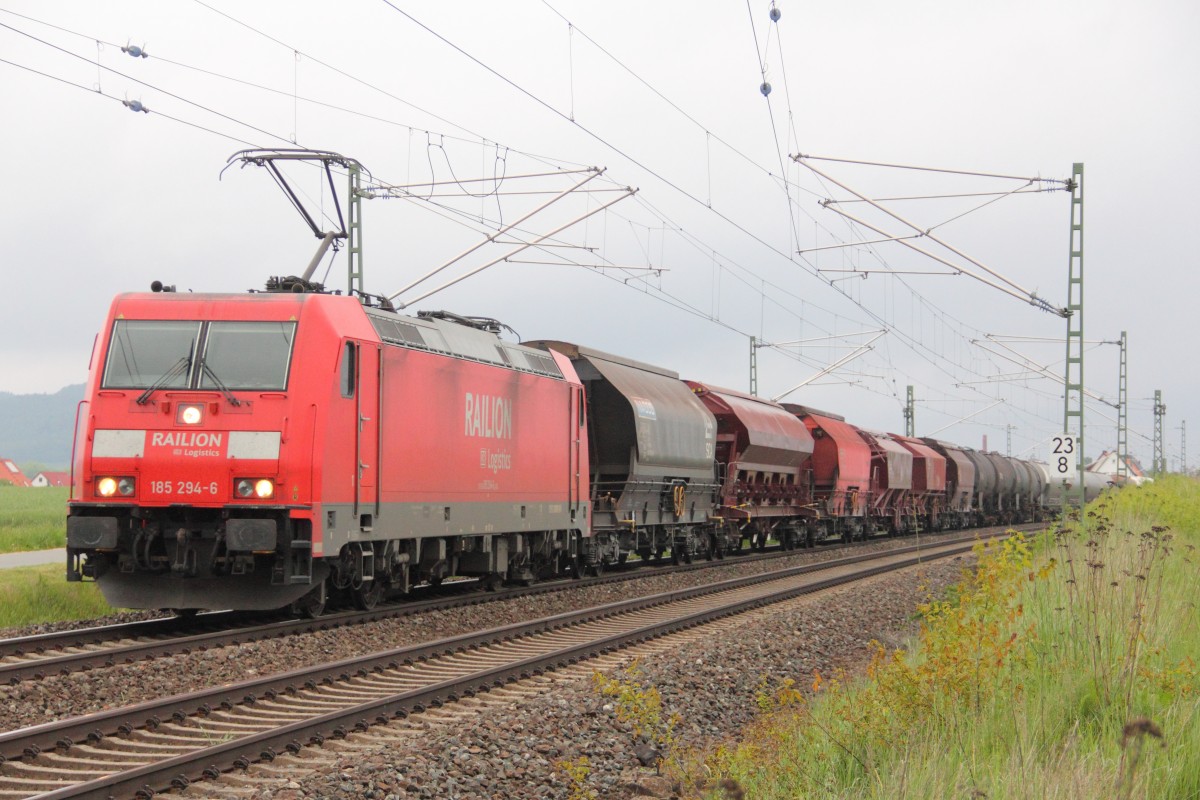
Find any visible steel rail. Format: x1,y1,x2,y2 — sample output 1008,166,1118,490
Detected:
1,524,1035,685
0,529,1009,799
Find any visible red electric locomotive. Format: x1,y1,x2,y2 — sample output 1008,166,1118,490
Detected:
67,289,590,614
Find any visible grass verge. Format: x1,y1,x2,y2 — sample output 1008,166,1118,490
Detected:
0,485,68,552
684,476,1200,800
0,563,114,629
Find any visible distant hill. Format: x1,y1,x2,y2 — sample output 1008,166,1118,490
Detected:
0,384,85,467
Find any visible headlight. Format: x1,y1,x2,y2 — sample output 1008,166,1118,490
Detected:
176,403,204,425
236,478,275,499
96,476,135,498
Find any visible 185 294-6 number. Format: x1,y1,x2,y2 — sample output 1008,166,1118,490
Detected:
149,480,219,496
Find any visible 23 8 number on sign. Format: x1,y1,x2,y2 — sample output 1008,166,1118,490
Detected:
1051,435,1077,476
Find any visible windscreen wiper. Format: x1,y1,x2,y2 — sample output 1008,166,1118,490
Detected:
200,361,242,407
135,355,191,405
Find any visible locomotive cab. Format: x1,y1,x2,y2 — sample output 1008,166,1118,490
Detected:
66,292,331,611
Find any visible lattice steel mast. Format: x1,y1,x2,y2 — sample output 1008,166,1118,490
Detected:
1181,420,1188,475
750,336,759,396
1062,163,1086,511
1153,389,1166,475
904,385,915,437
1117,331,1128,481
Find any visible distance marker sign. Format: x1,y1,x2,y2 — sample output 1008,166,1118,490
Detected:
1051,435,1079,478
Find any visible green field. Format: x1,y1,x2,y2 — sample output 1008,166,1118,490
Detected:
685,476,1200,800
0,485,67,553
0,563,114,629
0,486,113,628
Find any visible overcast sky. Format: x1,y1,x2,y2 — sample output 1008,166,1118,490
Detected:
1,0,1196,468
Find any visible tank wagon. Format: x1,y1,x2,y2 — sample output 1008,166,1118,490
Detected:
1036,462,1111,510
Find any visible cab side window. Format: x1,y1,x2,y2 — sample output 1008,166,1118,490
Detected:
340,342,357,398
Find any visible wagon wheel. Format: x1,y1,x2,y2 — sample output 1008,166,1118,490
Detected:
290,582,327,619
352,579,385,611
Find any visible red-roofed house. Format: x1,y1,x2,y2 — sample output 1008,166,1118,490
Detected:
0,458,33,488
32,471,70,488
1087,450,1151,486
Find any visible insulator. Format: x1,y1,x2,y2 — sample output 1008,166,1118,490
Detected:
760,81,772,97
770,6,781,22
122,44,148,58
124,99,149,114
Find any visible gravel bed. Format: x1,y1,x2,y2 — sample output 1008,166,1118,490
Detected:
222,555,973,800
0,610,168,640
0,535,967,732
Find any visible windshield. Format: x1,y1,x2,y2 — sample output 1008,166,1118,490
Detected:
102,319,297,392
200,321,296,390
103,320,201,389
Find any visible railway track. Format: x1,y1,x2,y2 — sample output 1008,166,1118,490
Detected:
1,525,1036,686
0,529,1005,799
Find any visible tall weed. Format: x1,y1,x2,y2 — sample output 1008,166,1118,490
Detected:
690,476,1200,799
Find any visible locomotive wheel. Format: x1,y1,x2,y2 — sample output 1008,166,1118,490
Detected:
588,562,605,577
483,573,505,592
654,548,665,562
290,583,327,619
353,580,384,611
